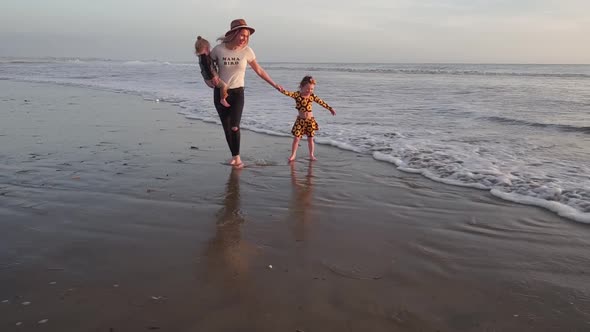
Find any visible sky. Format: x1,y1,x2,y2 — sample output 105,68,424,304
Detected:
1,0,589,64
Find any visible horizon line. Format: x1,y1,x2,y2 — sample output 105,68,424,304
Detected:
1,55,588,66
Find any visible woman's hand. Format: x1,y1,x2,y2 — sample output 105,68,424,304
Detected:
275,85,284,92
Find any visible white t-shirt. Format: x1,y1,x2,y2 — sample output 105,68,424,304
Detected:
210,44,256,89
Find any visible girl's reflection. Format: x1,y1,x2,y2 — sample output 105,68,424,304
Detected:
289,161,314,241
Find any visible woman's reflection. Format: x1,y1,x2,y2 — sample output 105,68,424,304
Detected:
205,167,255,282
289,161,315,241
197,168,266,329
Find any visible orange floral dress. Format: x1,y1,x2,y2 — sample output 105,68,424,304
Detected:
281,90,334,137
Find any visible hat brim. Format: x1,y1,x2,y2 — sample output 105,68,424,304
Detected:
225,25,255,37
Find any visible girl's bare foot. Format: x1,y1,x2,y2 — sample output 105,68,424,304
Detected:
220,99,230,107
288,154,296,162
309,155,317,161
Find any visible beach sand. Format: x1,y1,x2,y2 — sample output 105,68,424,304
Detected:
1,81,589,331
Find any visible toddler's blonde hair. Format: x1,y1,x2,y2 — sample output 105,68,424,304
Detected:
194,36,210,54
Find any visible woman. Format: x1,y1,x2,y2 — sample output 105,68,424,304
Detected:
207,19,282,168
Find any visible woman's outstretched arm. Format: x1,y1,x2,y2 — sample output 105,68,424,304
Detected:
248,59,282,91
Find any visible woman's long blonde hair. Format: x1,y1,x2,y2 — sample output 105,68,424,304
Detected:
217,28,246,45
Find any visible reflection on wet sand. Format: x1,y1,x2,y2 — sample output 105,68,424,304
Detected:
204,168,257,283
196,169,265,329
289,161,315,241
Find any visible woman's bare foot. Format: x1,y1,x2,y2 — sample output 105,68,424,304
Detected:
309,155,317,161
288,154,296,162
220,99,230,107
230,156,243,168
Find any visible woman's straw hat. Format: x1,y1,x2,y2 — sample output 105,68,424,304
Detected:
225,19,255,37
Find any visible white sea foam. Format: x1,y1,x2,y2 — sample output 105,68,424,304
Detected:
491,189,590,224
241,125,289,138
315,137,362,153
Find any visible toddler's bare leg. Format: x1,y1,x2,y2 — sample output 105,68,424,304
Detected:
218,81,230,107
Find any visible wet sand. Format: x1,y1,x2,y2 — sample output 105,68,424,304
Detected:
1,81,589,331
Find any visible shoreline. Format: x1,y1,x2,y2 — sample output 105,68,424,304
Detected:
1,80,589,331
4,72,589,224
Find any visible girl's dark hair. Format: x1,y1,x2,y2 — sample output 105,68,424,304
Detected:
299,75,316,88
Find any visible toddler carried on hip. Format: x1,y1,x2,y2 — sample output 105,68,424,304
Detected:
195,36,230,107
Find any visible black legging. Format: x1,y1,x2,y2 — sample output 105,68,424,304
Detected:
214,87,245,156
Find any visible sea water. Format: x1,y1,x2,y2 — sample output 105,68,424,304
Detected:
1,58,589,223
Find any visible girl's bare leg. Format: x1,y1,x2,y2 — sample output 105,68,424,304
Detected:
308,137,317,161
289,137,301,161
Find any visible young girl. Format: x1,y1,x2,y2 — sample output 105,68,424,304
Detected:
280,76,336,161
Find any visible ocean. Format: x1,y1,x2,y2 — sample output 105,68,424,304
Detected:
1,57,589,223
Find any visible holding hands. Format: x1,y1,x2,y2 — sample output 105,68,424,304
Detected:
204,79,216,89
203,76,220,89
207,76,221,88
